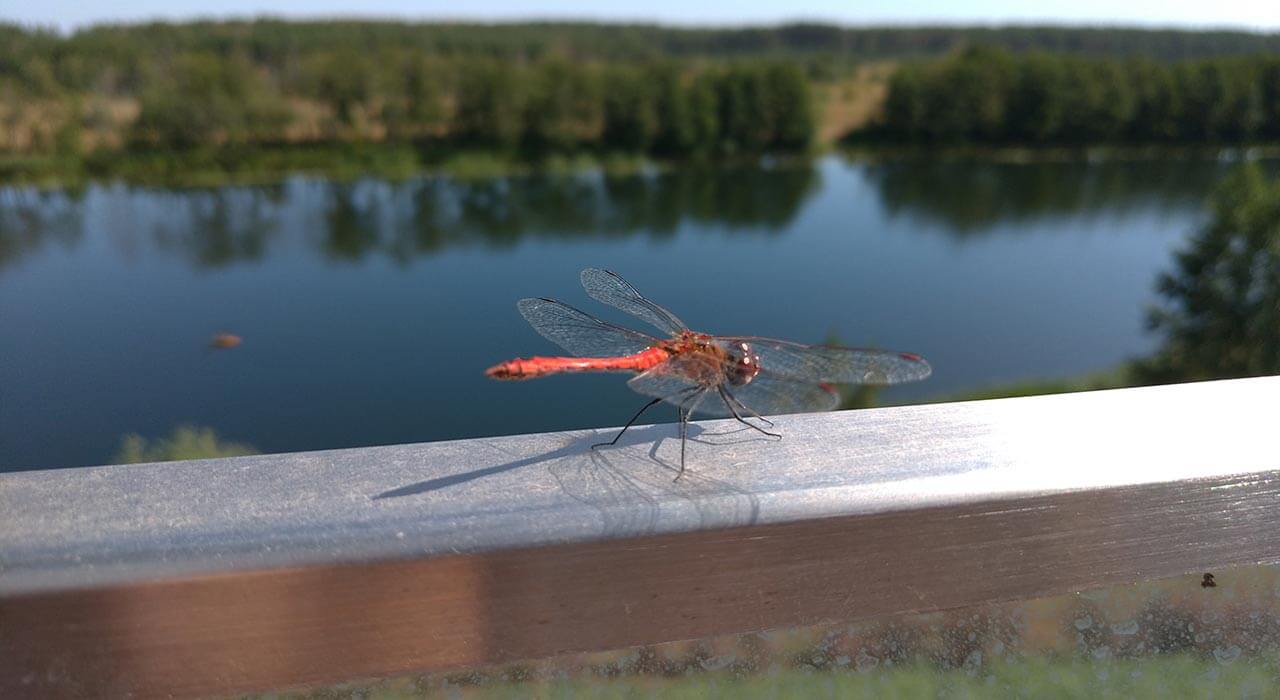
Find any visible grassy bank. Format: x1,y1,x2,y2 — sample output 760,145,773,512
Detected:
0,144,671,189
283,654,1275,698
9,139,1278,191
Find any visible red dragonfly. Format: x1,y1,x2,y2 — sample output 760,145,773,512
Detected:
487,268,931,477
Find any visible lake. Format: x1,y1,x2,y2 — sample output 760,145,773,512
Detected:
0,156,1257,470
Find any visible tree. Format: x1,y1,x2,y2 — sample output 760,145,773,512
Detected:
1137,163,1280,383
1127,58,1182,142
521,60,603,153
714,66,770,152
1007,52,1067,143
382,55,448,140
453,59,525,148
881,65,928,141
602,66,658,152
761,62,814,149
133,52,290,147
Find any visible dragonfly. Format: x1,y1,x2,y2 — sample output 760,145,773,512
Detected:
486,268,931,477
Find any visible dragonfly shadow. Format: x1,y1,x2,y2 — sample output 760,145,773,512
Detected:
372,422,706,500
550,443,762,537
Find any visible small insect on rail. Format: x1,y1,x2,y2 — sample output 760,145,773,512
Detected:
486,268,932,478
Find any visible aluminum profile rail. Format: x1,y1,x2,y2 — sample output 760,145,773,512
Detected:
3,377,1280,697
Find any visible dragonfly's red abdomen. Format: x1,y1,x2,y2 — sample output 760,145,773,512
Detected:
486,346,672,380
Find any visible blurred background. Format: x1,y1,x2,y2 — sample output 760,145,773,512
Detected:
2,4,1280,470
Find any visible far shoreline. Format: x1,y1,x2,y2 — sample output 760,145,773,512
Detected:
5,143,1279,191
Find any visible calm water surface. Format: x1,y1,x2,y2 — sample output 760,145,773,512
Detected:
0,157,1253,470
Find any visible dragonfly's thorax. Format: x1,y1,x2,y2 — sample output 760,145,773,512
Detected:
663,334,761,387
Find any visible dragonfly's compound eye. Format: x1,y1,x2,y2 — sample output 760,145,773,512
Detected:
730,344,762,386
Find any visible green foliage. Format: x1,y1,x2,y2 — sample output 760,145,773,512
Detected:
113,425,257,464
6,21,1280,78
303,51,376,128
1137,163,1280,383
381,55,449,140
133,52,291,147
521,61,604,154
651,67,717,156
602,67,660,153
873,47,1278,146
453,60,526,149
15,20,1280,168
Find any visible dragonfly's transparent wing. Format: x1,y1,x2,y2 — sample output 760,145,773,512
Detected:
580,268,689,337
627,356,703,399
724,372,840,417
518,297,658,357
716,337,931,385
626,356,722,416
626,354,836,420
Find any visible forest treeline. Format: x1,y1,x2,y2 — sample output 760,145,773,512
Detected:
135,58,813,155
3,43,815,158
4,21,1278,74
4,21,1280,174
874,47,1280,145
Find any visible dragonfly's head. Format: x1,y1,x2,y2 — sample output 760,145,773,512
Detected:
727,342,762,386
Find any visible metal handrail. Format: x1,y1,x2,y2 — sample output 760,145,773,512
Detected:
3,376,1279,697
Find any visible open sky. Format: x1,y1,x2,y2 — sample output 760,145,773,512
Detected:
4,1,1279,33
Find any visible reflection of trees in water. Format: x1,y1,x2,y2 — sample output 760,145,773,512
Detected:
324,185,382,261
868,159,1274,234
0,189,85,270
0,163,819,271
1137,163,1280,383
149,186,285,267
405,164,821,255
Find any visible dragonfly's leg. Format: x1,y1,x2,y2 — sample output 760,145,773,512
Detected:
677,406,688,480
592,397,663,450
718,387,782,439
672,389,705,481
722,387,776,429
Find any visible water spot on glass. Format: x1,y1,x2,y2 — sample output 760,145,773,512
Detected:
1111,620,1139,635
855,650,879,673
1074,615,1093,631
963,650,983,674
1213,645,1242,664
700,655,734,671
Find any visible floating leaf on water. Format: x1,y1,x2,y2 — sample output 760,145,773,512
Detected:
210,332,242,349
